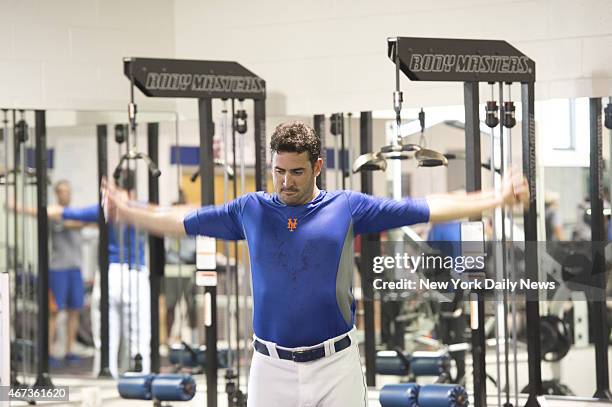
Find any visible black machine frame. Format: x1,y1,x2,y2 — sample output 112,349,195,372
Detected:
95,121,164,378
122,57,266,407
588,97,611,400
313,111,380,387
386,36,543,407
1,109,53,389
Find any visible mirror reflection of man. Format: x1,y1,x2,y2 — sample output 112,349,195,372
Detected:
48,170,150,378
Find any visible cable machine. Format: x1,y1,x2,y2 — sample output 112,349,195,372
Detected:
386,37,538,407
123,57,266,407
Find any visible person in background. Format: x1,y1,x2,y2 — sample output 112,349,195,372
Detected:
49,180,89,366
164,192,198,344
14,180,88,367
544,191,565,241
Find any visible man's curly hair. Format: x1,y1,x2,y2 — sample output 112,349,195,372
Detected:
270,121,321,166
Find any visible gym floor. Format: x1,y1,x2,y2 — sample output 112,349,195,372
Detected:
8,375,612,407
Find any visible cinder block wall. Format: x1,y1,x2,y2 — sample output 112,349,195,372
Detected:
174,0,612,117
3,1,610,115
0,0,176,111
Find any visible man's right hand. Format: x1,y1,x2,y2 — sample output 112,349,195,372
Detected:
101,176,189,237
101,177,129,222
47,205,63,220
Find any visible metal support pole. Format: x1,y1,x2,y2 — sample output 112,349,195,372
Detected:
464,82,486,407
521,81,543,407
97,124,111,377
589,97,612,400
33,110,52,388
147,122,163,373
232,100,241,387
499,82,512,407
314,115,326,190
253,99,266,192
2,109,8,277
199,98,217,407
11,110,18,384
340,113,346,190
359,111,377,387
347,113,353,191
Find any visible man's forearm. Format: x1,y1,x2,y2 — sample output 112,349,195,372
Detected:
427,191,503,223
119,204,188,237
10,205,37,217
64,220,93,229
11,205,63,220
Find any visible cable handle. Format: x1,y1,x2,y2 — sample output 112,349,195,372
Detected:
112,151,161,181
127,61,139,161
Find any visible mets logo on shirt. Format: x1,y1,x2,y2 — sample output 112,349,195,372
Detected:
287,217,298,232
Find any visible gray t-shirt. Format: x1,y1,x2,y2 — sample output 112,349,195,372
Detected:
49,220,82,270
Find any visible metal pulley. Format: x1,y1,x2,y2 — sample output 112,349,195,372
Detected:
235,108,248,134
15,120,28,143
485,100,499,128
115,124,127,144
330,113,343,136
502,101,516,128
604,101,612,130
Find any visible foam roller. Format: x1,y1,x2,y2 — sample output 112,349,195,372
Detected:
376,351,410,375
117,374,155,400
169,345,205,367
217,348,231,368
411,354,450,377
169,345,233,368
151,374,197,401
379,383,420,407
418,384,469,407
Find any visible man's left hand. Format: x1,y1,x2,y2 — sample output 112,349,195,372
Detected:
502,169,530,207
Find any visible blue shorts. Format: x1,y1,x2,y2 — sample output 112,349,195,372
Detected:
49,268,84,311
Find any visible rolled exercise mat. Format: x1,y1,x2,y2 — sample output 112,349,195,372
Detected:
217,348,234,368
376,350,411,375
169,345,232,368
117,373,155,400
379,383,420,407
418,384,469,407
410,352,450,377
151,374,197,401
168,344,204,367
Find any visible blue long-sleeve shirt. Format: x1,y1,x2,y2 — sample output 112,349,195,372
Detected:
184,190,430,347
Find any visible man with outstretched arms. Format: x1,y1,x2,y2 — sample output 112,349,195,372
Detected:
106,121,528,407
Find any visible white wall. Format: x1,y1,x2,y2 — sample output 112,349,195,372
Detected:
1,1,610,116
174,0,612,117
0,0,176,112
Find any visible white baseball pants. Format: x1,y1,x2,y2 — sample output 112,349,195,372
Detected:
247,328,368,407
91,263,151,378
